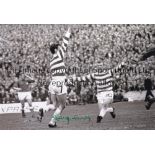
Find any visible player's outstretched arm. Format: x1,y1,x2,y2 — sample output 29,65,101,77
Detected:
57,28,71,59
13,87,22,91
110,61,125,74
67,73,93,85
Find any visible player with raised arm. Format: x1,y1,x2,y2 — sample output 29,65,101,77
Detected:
71,61,125,123
38,28,71,127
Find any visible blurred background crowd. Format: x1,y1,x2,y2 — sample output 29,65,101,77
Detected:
0,24,155,104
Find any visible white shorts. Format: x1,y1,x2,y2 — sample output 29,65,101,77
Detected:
96,91,114,105
49,77,67,95
18,92,32,101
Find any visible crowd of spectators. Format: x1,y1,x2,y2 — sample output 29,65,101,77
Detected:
0,24,155,104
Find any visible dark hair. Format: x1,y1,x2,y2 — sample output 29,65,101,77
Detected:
50,44,59,54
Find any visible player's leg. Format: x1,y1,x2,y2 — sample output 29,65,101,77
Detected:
46,82,57,111
26,92,35,117
48,93,66,127
97,101,114,123
148,90,154,98
21,100,26,117
145,95,155,110
106,104,116,118
37,82,57,121
145,90,150,101
27,99,35,117
96,92,105,123
18,92,26,117
37,93,57,122
106,91,116,118
97,92,115,123
46,94,57,111
48,84,67,127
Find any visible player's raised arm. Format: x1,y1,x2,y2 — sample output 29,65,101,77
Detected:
110,61,125,74
110,53,142,74
57,28,71,59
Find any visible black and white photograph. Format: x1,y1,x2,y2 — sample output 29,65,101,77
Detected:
1,1,155,155
0,24,155,130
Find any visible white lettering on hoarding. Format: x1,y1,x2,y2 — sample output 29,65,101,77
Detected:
0,102,47,114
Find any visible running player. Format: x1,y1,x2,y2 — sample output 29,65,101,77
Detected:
13,74,35,118
38,28,71,127
71,61,125,123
